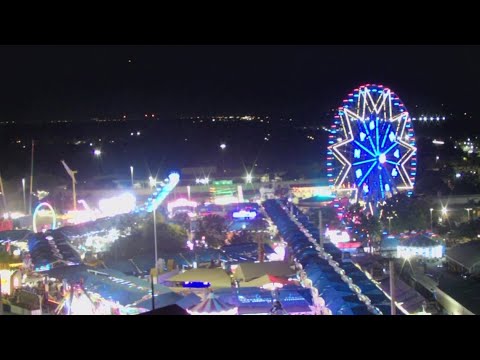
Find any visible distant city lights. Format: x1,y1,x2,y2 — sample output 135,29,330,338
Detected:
93,149,102,156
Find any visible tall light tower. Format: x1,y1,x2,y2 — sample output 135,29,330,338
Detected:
61,160,78,211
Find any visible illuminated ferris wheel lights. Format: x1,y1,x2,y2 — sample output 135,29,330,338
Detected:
327,84,416,206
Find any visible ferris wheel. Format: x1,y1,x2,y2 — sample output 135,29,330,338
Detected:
327,84,417,210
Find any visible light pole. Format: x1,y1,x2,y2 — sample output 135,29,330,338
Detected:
389,258,396,316
22,178,26,213
465,208,473,222
441,206,448,217
430,208,434,231
153,205,158,271
130,166,134,188
387,216,393,233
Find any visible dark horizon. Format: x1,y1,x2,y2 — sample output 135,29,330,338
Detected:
1,45,479,125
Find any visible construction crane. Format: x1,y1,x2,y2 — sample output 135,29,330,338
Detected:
61,160,78,211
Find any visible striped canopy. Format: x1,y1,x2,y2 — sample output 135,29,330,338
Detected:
187,292,238,315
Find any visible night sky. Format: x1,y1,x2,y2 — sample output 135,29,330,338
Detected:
1,45,479,123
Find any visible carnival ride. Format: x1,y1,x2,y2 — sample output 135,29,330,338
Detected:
327,84,417,211
139,172,180,213
32,202,57,233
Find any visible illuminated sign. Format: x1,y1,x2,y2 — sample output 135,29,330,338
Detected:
167,198,198,213
336,242,362,249
291,186,333,199
183,281,211,288
232,210,257,220
397,245,443,259
325,229,350,244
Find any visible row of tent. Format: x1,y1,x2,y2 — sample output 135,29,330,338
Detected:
28,231,82,270
45,265,200,311
104,243,276,276
263,199,391,315
55,213,141,239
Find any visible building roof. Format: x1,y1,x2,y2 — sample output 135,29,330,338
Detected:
168,268,232,288
234,261,295,282
446,241,480,272
401,235,440,248
437,272,480,315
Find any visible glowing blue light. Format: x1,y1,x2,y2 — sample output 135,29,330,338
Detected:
379,153,386,164
233,210,257,219
389,132,396,142
356,169,362,178
385,184,390,192
392,168,398,177
360,132,366,141
363,184,369,193
327,162,332,166
354,149,361,158
394,149,400,158
369,121,375,130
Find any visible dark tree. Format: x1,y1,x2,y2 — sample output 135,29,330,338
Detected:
381,194,431,232
196,214,226,248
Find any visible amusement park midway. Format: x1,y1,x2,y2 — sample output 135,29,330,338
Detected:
0,82,469,316
2,45,480,316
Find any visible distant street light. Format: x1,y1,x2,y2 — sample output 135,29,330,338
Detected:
245,173,253,184
220,143,226,150
130,166,134,188
386,216,393,233
93,149,102,157
149,176,156,188
466,208,473,221
441,207,448,216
